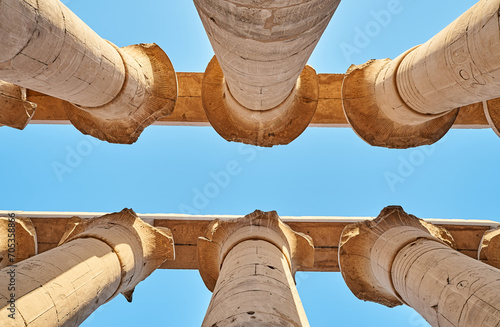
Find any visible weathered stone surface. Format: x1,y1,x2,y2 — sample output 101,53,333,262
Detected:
395,0,500,115
0,81,36,130
339,206,455,307
2,211,496,272
479,226,500,269
198,210,313,327
194,0,339,111
342,0,500,148
59,209,175,299
339,206,500,327
0,215,37,269
0,209,174,326
0,0,177,144
194,0,338,147
64,43,177,144
342,57,458,149
0,0,125,107
202,57,318,147
484,97,500,137
27,72,490,129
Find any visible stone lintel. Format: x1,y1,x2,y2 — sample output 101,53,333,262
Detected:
197,210,314,291
26,72,490,129
338,206,456,307
1,210,497,272
479,226,500,269
59,208,174,301
201,57,318,147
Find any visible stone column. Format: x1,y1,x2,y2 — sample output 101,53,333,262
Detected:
0,214,37,269
479,226,500,269
0,82,36,130
198,210,314,326
342,0,500,148
0,0,177,143
339,206,500,327
195,0,340,146
0,209,174,326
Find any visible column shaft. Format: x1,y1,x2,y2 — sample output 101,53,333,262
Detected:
395,0,500,115
341,0,500,148
392,238,500,326
202,240,308,326
339,206,500,327
0,238,121,326
0,0,125,107
198,210,314,326
195,0,339,110
0,209,174,327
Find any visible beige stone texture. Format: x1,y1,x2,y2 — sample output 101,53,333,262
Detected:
0,81,36,130
193,0,339,146
24,72,490,129
0,0,124,107
339,206,500,327
396,0,500,115
2,211,497,273
342,0,500,148
0,209,174,326
479,226,500,269
0,0,177,144
64,43,177,144
342,59,459,148
28,216,82,253
198,210,314,326
202,57,318,147
0,216,37,269
484,98,500,137
194,0,339,111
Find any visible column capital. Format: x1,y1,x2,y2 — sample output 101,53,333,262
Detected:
64,43,178,144
339,206,456,307
59,208,174,301
479,226,500,269
0,215,37,268
198,210,314,291
0,81,36,130
201,57,318,147
484,98,500,138
342,55,458,149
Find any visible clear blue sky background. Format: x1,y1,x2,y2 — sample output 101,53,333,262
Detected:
1,0,499,326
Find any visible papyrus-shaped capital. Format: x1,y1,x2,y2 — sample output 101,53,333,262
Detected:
60,208,175,299
479,226,500,269
339,206,455,307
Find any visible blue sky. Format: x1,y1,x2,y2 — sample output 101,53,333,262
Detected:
1,0,499,326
